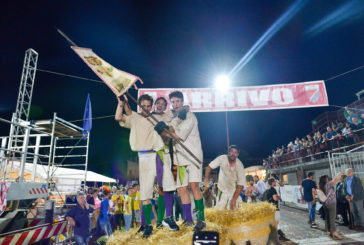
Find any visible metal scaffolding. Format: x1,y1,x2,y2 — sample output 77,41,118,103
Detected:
0,48,90,194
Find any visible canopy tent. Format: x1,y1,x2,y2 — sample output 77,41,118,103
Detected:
5,161,115,193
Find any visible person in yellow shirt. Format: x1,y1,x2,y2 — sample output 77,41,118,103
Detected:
124,188,133,231
111,189,124,230
131,184,141,227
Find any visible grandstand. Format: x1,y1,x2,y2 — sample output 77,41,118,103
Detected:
265,97,364,185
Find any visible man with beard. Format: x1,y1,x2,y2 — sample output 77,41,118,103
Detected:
115,94,178,238
204,145,245,210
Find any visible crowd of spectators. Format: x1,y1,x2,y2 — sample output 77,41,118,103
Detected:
264,109,364,169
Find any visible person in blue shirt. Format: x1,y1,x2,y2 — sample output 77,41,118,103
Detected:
66,192,94,245
300,172,318,228
99,191,113,237
326,127,339,149
344,168,364,229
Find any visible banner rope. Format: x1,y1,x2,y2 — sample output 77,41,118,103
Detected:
325,64,364,82
36,68,104,84
36,64,364,87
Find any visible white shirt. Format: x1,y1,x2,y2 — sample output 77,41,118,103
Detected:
255,179,266,196
209,155,246,194
119,112,164,152
170,111,203,167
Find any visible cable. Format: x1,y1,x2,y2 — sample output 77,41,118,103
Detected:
36,68,104,84
329,105,364,112
325,65,364,82
69,115,115,123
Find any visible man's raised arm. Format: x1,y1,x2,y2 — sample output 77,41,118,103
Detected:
115,101,126,122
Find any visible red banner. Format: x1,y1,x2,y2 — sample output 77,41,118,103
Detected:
138,80,328,112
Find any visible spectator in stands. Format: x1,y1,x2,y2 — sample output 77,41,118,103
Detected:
288,142,294,152
318,172,345,239
254,175,266,200
326,127,338,148
281,145,286,155
99,191,113,237
294,137,302,150
300,172,318,228
307,135,314,157
302,137,308,149
336,175,350,226
342,122,357,144
337,121,344,130
344,168,364,230
66,191,94,245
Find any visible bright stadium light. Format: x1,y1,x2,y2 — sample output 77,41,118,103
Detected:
215,74,231,92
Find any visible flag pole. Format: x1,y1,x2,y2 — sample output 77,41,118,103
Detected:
57,29,77,46
57,29,202,169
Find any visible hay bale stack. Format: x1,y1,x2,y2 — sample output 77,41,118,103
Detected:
107,202,276,245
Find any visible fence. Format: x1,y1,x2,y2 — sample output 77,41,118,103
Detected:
329,144,364,179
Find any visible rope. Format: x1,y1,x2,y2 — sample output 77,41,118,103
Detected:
325,65,364,82
329,105,364,112
36,68,104,84
69,115,114,123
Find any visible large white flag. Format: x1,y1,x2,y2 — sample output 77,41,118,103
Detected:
72,46,142,97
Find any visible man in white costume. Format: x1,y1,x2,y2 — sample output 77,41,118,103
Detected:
204,145,246,210
115,94,178,238
151,97,178,229
155,91,205,231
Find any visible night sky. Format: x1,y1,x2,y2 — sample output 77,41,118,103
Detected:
1,1,363,181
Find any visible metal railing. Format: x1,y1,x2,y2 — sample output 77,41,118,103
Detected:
264,128,364,171
330,144,364,179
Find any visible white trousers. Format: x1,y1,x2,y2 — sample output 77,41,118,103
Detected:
138,151,176,200
216,190,242,210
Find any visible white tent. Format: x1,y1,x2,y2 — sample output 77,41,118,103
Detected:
8,161,115,193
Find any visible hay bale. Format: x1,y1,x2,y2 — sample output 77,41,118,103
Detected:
107,202,276,245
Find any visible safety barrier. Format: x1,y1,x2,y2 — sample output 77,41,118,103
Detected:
0,220,67,245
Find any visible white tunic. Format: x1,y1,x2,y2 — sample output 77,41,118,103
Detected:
209,155,246,194
153,111,173,123
170,111,203,167
119,112,164,152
